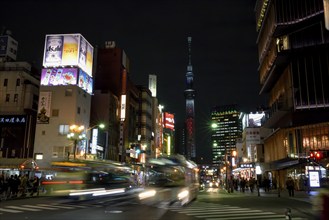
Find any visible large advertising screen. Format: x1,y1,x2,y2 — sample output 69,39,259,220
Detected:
41,68,78,86
43,34,93,76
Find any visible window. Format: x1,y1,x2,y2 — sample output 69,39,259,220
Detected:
5,94,10,102
4,79,8,87
14,94,18,102
52,109,59,117
77,107,81,114
16,78,20,86
59,125,69,135
65,89,73,96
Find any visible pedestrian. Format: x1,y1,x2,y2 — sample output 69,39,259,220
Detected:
249,178,255,193
272,177,277,189
263,177,270,192
19,174,28,197
30,176,39,196
286,176,295,197
240,178,246,192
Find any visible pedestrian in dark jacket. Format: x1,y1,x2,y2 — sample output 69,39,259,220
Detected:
286,177,295,197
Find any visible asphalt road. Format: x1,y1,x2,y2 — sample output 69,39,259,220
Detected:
0,187,319,220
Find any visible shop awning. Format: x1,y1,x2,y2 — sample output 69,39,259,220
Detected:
266,158,308,171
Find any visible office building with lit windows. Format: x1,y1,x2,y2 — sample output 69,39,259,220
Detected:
211,105,242,166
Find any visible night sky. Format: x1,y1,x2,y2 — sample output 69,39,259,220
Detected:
1,0,266,162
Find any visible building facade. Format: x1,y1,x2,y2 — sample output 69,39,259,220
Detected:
0,61,39,159
211,105,242,166
34,33,94,168
255,0,329,189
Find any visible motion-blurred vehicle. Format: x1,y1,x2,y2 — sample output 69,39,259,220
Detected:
206,180,219,188
138,154,199,206
41,160,136,198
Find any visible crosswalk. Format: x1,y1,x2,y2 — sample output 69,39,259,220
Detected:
0,203,102,214
164,201,308,220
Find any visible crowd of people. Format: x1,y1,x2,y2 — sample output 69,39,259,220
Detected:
227,176,273,193
0,173,40,200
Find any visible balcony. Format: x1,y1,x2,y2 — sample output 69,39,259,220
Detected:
259,41,291,95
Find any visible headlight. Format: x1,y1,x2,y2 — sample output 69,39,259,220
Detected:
138,190,156,200
178,190,189,200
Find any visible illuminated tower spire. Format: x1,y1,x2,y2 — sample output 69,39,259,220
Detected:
184,36,196,160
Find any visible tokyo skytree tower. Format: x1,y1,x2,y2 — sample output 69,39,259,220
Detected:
184,36,196,160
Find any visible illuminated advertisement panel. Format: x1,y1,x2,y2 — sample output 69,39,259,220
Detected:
0,115,26,125
309,171,320,187
41,68,78,86
78,69,93,94
164,112,175,130
43,34,93,76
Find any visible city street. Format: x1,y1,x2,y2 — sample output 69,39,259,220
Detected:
0,187,318,220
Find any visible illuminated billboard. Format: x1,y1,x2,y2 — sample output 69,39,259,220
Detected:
43,34,93,76
41,68,78,86
242,112,265,129
41,68,93,94
164,112,175,130
78,69,93,94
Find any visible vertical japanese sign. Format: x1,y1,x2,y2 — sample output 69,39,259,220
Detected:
37,92,52,124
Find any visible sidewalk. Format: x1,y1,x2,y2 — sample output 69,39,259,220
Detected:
221,187,316,204
0,189,45,201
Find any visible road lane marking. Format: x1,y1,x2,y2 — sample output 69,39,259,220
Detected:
59,204,88,208
0,208,23,213
23,205,58,210
197,211,279,218
5,206,41,212
38,204,75,209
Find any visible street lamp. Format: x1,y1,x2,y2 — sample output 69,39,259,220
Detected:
67,125,85,160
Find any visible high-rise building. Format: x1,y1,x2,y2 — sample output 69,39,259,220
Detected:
93,41,131,161
184,36,196,160
255,0,329,187
210,105,242,167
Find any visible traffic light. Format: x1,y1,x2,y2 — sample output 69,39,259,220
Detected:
310,151,322,161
